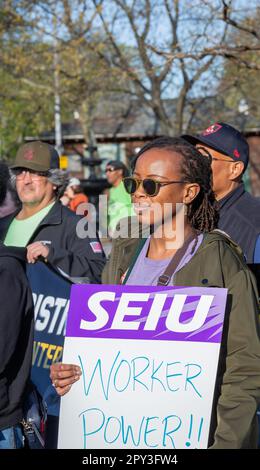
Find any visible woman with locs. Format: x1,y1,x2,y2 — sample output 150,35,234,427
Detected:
51,137,260,449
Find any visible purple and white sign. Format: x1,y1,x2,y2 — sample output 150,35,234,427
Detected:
58,284,227,449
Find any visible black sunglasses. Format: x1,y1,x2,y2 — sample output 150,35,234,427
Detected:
123,177,188,197
12,168,50,180
105,167,117,173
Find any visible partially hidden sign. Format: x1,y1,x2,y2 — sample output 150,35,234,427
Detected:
58,284,227,449
26,262,72,416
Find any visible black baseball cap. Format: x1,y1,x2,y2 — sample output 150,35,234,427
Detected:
106,160,129,177
182,122,249,170
10,141,60,172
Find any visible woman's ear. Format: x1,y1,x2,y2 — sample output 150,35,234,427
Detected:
183,183,200,204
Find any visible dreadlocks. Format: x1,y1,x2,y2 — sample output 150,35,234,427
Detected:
132,136,219,232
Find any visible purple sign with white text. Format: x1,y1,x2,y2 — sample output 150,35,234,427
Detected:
66,285,227,344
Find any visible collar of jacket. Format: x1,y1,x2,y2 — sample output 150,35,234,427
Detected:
8,200,61,227
196,229,243,257
134,230,244,274
0,200,62,245
218,183,245,211
103,228,244,285
37,200,62,227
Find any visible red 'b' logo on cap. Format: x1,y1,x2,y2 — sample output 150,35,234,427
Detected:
202,123,222,136
233,149,240,158
24,149,34,161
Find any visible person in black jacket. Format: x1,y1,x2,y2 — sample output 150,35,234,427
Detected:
0,141,105,282
0,141,105,449
0,162,20,218
182,122,260,263
0,243,34,449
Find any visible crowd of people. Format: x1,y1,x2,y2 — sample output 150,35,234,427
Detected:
1,122,260,449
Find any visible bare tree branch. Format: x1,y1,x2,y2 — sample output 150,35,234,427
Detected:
221,0,259,39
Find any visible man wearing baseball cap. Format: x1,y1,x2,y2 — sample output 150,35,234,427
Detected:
0,141,106,447
0,140,105,278
182,122,260,263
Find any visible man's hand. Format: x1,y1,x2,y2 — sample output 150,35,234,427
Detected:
27,241,50,263
50,363,82,396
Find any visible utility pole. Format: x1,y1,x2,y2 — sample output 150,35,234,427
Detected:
53,15,63,155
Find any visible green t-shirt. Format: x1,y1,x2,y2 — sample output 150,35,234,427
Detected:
4,201,56,247
108,181,135,233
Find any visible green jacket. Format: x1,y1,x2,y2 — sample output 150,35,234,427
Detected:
102,225,260,449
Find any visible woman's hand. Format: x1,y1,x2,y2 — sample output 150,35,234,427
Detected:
50,363,82,396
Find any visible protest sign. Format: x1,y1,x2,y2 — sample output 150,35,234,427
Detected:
58,284,227,449
26,262,72,415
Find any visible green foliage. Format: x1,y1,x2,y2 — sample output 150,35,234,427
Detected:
1,0,260,159
219,8,260,123
0,1,123,158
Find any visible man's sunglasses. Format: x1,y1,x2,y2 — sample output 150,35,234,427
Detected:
12,168,49,180
123,177,188,197
105,167,116,173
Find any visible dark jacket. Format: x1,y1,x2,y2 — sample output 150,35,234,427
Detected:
218,183,260,263
0,243,34,430
0,201,106,283
102,227,260,449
